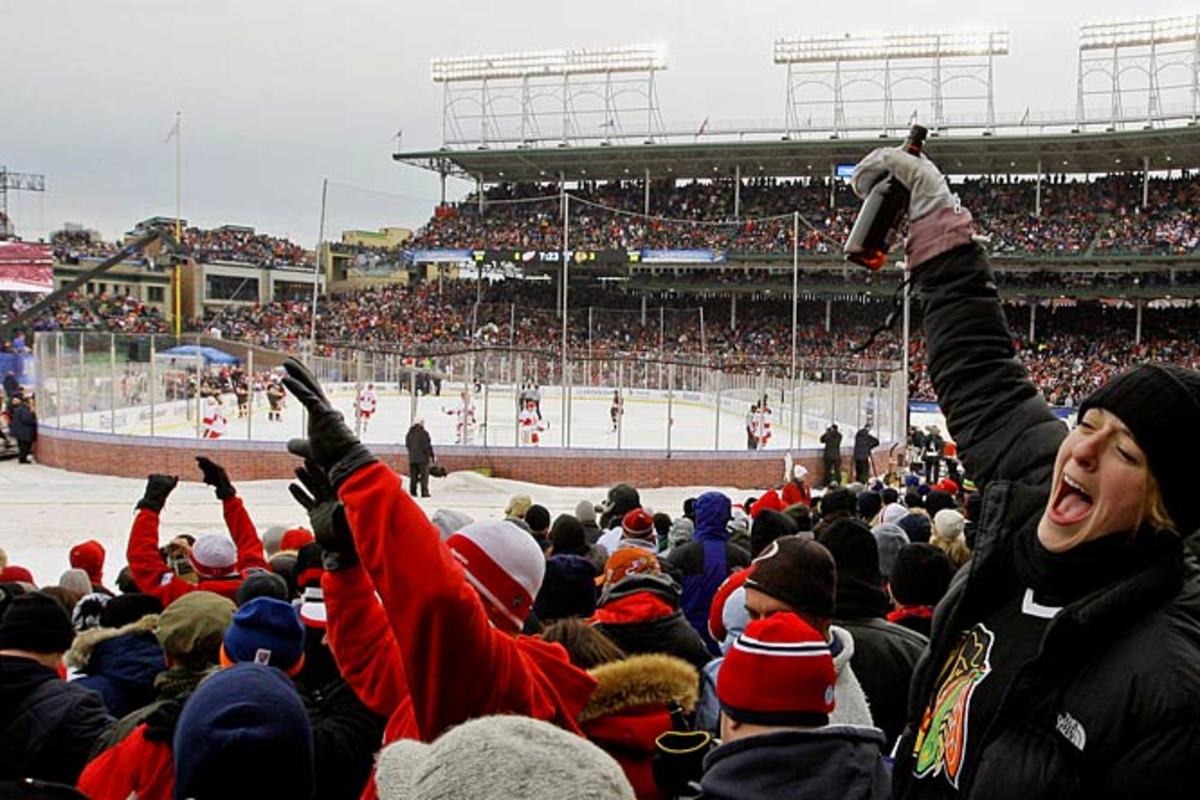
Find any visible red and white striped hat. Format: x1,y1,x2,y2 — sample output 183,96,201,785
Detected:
189,535,238,579
447,521,546,632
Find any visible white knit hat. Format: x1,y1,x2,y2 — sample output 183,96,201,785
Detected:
793,464,809,480
189,534,238,578
375,715,635,800
446,521,545,631
933,509,966,541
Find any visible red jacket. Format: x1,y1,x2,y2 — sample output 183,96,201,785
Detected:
578,654,700,800
336,464,597,793
127,497,267,604
76,724,174,800
781,480,812,508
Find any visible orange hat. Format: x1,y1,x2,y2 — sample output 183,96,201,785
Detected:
599,548,661,586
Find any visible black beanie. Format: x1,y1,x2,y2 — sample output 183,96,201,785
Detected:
549,514,586,555
100,593,163,629
856,491,883,521
819,518,883,587
820,487,856,517
0,592,77,654
925,490,957,518
890,543,954,607
745,535,837,618
236,570,291,607
1078,363,1200,536
750,509,800,558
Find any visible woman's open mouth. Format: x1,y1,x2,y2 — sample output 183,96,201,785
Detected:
1048,472,1093,526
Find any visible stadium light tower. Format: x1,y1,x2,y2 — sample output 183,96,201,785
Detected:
432,44,668,148
773,28,1008,137
1075,14,1200,131
0,167,46,239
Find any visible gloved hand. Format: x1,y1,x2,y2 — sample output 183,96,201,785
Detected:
851,147,957,222
281,358,377,488
289,459,358,571
195,456,236,500
137,474,179,513
653,730,714,798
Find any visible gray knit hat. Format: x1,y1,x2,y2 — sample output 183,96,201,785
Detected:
375,715,635,800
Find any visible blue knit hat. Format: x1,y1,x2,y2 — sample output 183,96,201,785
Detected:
220,596,305,675
174,663,314,800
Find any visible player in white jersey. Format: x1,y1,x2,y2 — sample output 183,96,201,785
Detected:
518,399,547,446
355,383,378,433
202,395,228,439
610,390,624,433
443,389,478,444
754,400,774,450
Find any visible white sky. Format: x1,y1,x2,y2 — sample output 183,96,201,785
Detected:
2,0,1191,245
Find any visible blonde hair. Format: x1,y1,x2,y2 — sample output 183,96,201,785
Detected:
1142,472,1177,533
931,536,972,571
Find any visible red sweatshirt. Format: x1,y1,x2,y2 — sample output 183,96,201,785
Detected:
127,496,267,605
337,463,597,744
77,724,174,800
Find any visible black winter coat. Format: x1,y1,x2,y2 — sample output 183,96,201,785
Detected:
0,655,113,784
833,574,928,749
592,573,715,672
854,427,880,460
820,427,842,459
404,424,434,464
892,242,1200,800
699,726,890,800
9,404,36,441
299,674,387,800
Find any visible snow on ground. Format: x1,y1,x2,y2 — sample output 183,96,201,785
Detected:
0,460,752,588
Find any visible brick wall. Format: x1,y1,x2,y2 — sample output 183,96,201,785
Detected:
34,426,899,489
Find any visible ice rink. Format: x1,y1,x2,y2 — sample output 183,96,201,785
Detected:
66,380,900,453
0,461,752,589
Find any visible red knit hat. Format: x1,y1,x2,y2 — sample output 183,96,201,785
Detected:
69,540,106,585
621,508,656,545
447,521,546,632
749,490,785,519
280,528,315,553
717,612,836,727
0,565,35,584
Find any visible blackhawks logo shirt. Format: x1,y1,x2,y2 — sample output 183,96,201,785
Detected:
910,588,1056,795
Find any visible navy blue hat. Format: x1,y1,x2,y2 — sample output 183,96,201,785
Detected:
897,513,933,544
533,554,598,622
173,663,314,800
220,597,305,675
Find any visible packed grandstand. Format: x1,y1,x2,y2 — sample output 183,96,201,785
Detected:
4,170,1199,408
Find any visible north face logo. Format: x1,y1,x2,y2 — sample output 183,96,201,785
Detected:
1056,712,1086,751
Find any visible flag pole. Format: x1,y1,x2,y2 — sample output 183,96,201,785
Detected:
173,111,182,340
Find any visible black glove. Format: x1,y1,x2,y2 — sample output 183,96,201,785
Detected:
281,357,376,488
289,459,358,571
653,730,714,799
195,456,236,500
137,474,179,513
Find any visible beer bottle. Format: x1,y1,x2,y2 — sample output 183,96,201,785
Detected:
844,124,928,270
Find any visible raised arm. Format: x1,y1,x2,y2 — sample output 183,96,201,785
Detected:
196,456,268,572
126,475,178,593
851,149,1065,488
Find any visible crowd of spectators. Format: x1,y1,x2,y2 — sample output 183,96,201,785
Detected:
181,226,309,267
408,172,1200,257
6,290,168,334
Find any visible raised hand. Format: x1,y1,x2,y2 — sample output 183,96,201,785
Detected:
195,456,236,500
137,474,179,513
288,459,358,570
281,357,376,488
851,147,956,222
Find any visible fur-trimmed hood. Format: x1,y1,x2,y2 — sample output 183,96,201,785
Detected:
66,613,160,670
579,653,699,723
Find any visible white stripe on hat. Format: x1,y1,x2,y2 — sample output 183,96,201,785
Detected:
734,634,831,657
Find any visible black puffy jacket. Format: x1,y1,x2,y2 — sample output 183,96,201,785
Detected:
0,655,113,784
892,242,1200,800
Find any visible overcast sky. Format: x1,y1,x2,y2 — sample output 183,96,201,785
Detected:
2,0,1190,245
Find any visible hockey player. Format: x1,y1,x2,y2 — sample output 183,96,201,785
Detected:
754,398,774,450
609,390,624,433
518,399,546,446
235,379,250,419
202,395,227,439
355,383,378,433
443,389,478,444
266,377,286,422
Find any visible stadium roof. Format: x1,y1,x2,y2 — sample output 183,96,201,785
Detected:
395,125,1200,183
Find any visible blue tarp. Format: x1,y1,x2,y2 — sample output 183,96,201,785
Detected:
157,345,240,365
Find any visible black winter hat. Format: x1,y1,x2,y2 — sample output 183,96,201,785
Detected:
1078,363,1200,536
549,514,586,555
236,570,290,607
750,509,799,558
890,543,954,607
882,488,900,505
0,592,77,654
898,513,933,544
819,518,883,587
924,490,957,518
820,487,856,517
856,491,883,521
745,535,837,618
100,593,163,629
